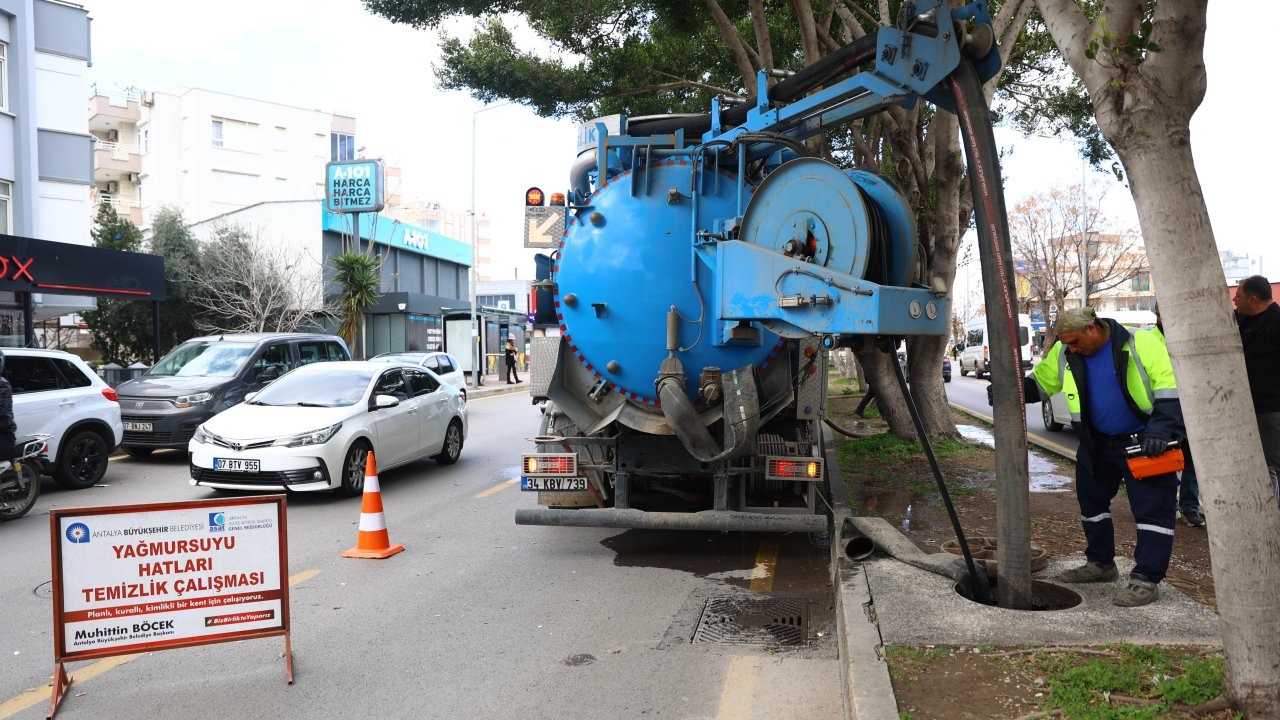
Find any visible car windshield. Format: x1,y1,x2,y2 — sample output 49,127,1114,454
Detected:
149,341,256,377
250,367,375,407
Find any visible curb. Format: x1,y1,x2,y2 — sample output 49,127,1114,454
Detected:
826,433,899,720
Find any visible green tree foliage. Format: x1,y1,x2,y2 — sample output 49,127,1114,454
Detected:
147,207,205,353
82,204,151,363
363,0,773,119
330,250,382,357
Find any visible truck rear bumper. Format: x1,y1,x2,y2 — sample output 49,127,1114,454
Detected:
515,508,827,533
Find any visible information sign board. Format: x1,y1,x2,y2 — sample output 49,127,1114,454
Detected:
48,496,292,715
325,159,385,213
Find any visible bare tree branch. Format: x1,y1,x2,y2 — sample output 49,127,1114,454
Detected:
704,0,759,91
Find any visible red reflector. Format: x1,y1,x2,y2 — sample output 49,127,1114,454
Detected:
102,387,119,402
522,454,576,476
766,457,823,481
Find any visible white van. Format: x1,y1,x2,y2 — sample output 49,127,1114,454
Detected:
958,314,1033,378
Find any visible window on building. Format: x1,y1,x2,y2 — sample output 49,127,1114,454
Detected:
0,181,11,235
1131,271,1151,292
331,132,355,161
211,116,259,151
0,43,8,112
0,43,9,111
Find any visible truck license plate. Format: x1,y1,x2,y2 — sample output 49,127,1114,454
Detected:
123,421,152,432
214,458,260,473
521,477,587,492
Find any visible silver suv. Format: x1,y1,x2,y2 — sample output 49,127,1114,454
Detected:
2,348,123,489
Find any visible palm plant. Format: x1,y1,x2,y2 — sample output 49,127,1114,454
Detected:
330,250,382,357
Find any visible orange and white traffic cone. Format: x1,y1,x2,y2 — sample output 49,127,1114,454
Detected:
341,452,405,559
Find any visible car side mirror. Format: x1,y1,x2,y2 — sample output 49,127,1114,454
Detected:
371,394,399,410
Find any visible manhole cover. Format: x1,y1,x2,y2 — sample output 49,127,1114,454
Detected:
692,597,808,646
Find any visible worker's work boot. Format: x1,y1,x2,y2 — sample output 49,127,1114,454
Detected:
1058,561,1119,583
1113,578,1160,607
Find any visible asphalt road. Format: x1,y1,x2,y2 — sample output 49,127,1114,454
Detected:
1,392,840,720
944,372,1080,459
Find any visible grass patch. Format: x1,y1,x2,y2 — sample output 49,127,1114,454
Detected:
887,644,1234,720
836,432,990,474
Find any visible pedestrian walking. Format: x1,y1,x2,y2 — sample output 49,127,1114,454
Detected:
1152,304,1204,528
1233,275,1280,506
504,339,521,384
990,306,1184,607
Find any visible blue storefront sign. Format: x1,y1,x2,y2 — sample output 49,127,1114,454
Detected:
325,159,385,213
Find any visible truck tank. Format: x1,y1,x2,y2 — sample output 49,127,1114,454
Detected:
516,0,1002,533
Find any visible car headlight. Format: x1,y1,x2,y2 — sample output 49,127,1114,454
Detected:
175,392,213,409
192,425,210,444
272,423,342,448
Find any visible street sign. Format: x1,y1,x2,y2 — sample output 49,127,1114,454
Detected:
524,206,564,249
325,159,385,213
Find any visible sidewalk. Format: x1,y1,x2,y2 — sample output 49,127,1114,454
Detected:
465,371,530,401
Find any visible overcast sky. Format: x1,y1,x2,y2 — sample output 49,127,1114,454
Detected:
80,1,1273,279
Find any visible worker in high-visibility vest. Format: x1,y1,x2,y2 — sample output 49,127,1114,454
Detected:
990,306,1184,607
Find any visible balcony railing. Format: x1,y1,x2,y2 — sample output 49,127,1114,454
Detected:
93,139,139,161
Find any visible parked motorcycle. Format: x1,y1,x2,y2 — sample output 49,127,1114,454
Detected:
0,434,51,521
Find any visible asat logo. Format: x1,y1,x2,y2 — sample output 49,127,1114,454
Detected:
208,512,226,532
65,522,91,544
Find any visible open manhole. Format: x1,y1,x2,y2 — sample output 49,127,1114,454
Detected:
692,597,808,646
954,578,1083,611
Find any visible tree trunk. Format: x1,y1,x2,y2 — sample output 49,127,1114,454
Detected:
1118,138,1280,718
1034,0,1280,711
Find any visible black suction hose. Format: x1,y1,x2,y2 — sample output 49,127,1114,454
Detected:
886,342,993,605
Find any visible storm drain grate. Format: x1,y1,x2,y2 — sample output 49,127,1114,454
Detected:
692,597,809,646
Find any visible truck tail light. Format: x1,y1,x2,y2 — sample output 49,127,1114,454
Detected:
523,453,577,477
766,457,823,481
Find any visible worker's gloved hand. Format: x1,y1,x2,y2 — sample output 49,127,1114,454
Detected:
986,383,994,406
1138,433,1169,458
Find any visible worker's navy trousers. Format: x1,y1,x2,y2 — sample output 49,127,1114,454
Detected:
1076,433,1179,583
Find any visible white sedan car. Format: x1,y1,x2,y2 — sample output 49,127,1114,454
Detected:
369,351,467,400
188,361,467,496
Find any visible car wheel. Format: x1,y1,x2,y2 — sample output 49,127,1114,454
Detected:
123,446,154,457
338,441,371,497
434,421,463,465
54,429,111,489
1042,401,1064,432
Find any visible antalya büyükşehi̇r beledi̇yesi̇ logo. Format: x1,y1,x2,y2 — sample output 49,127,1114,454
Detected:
209,511,226,532
65,522,90,544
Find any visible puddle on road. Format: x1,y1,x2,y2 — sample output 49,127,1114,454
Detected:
850,424,1074,534
955,424,1074,492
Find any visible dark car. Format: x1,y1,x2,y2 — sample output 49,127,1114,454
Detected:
114,333,350,454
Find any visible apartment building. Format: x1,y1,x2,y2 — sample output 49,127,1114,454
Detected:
0,0,101,345
85,86,522,363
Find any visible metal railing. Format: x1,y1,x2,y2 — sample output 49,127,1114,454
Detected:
93,139,139,160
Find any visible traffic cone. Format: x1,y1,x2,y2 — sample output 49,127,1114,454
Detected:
341,452,405,559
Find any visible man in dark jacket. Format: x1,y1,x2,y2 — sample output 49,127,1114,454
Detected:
0,349,16,459
1233,275,1280,505
995,307,1184,607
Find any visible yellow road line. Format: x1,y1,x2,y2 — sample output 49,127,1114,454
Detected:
749,536,779,592
714,655,761,720
713,536,779,720
474,479,517,499
0,569,320,719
